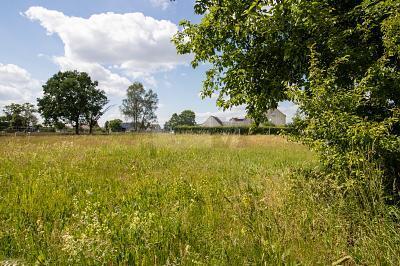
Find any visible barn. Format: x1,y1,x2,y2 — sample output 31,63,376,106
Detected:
201,116,224,127
266,109,286,126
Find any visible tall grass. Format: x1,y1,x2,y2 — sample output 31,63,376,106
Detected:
0,134,399,264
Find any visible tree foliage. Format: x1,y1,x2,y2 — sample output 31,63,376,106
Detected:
105,119,124,132
120,82,159,131
1,103,38,131
37,71,108,134
164,110,196,131
174,0,400,199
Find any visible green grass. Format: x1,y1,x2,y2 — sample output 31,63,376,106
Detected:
0,134,399,265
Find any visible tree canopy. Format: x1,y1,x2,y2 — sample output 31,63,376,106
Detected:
1,103,38,131
120,82,159,131
37,71,108,134
164,110,197,131
105,119,124,133
174,0,400,199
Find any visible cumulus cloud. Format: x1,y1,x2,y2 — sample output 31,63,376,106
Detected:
150,0,171,10
24,6,188,96
0,63,41,108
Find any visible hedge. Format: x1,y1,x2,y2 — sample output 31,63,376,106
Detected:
173,126,289,135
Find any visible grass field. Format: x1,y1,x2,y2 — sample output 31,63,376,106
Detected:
0,134,399,265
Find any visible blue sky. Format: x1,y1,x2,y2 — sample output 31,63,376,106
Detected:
0,0,297,126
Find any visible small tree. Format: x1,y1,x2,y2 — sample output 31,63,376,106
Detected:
164,113,180,131
140,89,158,129
38,71,108,135
120,82,159,131
86,105,112,134
106,119,123,132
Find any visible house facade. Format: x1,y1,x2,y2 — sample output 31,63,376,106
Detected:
266,109,286,126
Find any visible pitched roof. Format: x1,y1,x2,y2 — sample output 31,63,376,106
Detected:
210,116,223,125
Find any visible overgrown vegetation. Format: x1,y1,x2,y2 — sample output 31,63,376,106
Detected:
173,0,400,207
0,135,399,264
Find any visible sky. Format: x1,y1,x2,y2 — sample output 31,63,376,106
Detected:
0,0,297,126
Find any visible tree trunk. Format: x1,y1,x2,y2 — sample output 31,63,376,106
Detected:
75,120,80,135
89,117,93,135
134,114,138,132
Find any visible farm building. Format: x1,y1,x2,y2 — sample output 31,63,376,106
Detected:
266,109,286,126
226,118,253,127
201,116,224,127
200,109,287,127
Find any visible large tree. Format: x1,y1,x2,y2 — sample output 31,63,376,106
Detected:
174,1,400,198
120,82,159,131
38,71,108,134
2,103,38,131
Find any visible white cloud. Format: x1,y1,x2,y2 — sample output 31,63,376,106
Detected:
0,63,41,108
150,0,171,10
24,6,189,96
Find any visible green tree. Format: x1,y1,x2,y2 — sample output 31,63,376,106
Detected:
106,119,123,132
2,103,38,131
164,110,197,131
0,116,7,131
86,105,112,134
120,82,159,131
164,113,180,131
140,89,158,129
174,1,400,198
38,71,108,135
179,110,196,126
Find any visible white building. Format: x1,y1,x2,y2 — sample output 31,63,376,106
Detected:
200,108,287,128
226,118,253,127
266,109,286,126
201,116,224,127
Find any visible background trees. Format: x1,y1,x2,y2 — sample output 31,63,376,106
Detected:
174,0,400,199
37,71,108,134
1,103,38,131
164,110,196,131
120,82,159,131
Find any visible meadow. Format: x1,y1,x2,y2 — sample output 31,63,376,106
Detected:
0,134,399,265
